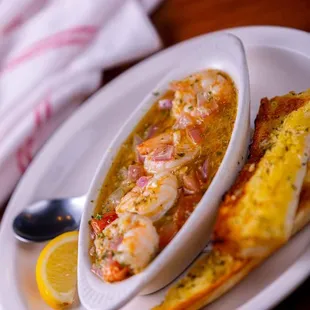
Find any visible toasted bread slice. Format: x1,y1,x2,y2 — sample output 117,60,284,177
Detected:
213,90,310,215
214,101,310,257
249,89,310,228
154,90,310,310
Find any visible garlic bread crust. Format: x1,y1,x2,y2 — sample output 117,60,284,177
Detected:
153,249,256,310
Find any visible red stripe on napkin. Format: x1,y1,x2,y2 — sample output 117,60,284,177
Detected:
16,95,52,173
1,16,23,35
16,136,33,173
34,97,52,129
2,25,98,74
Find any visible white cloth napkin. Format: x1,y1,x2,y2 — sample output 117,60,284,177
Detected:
0,0,162,206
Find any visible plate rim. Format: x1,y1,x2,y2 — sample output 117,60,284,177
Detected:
1,26,310,310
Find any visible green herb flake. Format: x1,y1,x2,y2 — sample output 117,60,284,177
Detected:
95,213,102,220
152,91,160,96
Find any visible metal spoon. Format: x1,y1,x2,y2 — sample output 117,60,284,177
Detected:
13,195,86,242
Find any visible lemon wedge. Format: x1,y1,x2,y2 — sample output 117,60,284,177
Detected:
36,231,78,309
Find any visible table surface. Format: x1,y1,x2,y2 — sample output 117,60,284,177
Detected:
107,0,310,309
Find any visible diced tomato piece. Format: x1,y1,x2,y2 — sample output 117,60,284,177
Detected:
90,211,118,234
102,260,130,282
173,193,203,229
157,221,178,250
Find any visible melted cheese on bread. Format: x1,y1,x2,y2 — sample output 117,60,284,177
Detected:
215,101,310,257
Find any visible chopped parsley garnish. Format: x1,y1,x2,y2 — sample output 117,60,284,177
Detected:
152,91,160,96
95,213,102,220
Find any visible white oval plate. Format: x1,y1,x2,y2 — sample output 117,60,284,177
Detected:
78,33,250,310
0,26,310,310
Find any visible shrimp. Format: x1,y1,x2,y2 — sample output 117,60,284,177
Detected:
143,142,198,174
171,70,233,121
116,172,178,222
93,213,159,281
137,131,199,174
137,132,173,155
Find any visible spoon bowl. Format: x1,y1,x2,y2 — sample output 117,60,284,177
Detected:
13,196,85,242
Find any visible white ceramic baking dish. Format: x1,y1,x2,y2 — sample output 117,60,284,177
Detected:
78,32,250,310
